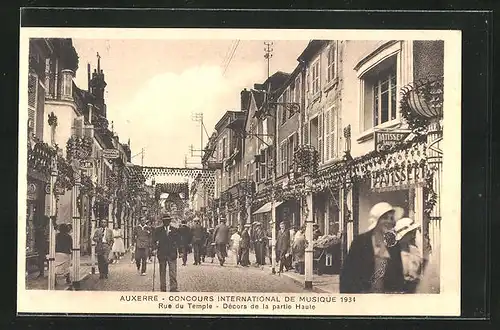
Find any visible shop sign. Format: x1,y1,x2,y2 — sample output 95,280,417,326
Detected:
80,160,93,169
27,182,37,200
54,186,66,195
371,166,425,191
374,130,410,152
102,149,120,159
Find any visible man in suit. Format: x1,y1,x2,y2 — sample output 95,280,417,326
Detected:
276,221,291,274
213,217,230,266
253,222,266,265
191,218,205,265
239,224,251,267
153,214,180,292
178,220,192,266
93,219,114,279
133,217,152,276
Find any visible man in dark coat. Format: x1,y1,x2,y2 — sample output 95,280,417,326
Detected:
178,220,192,266
133,217,152,276
276,221,291,274
213,217,230,266
253,222,266,265
153,214,180,292
239,224,251,267
339,202,405,293
191,218,205,265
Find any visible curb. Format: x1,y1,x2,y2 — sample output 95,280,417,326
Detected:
65,271,92,291
261,266,335,294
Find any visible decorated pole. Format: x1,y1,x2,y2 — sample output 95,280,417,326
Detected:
47,156,58,290
71,165,82,288
47,112,58,290
304,174,314,290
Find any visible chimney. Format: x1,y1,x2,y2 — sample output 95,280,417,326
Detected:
87,63,91,92
240,89,251,111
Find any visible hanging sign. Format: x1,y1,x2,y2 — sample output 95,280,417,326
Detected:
374,130,411,152
80,160,93,169
371,166,425,191
102,149,120,159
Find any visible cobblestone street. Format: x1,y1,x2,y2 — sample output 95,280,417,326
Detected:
79,252,309,293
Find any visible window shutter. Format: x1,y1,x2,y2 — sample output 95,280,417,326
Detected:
28,74,37,108
325,110,331,160
303,122,309,145
73,117,84,137
318,113,323,163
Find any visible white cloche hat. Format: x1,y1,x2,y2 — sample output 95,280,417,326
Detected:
395,217,421,241
366,202,396,231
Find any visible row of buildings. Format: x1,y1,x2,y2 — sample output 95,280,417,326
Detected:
191,40,444,264
25,38,147,278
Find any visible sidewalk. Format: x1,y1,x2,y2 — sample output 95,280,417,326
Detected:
246,251,340,293
25,255,94,291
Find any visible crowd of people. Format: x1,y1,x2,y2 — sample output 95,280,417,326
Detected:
47,200,436,294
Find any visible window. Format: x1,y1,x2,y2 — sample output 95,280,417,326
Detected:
327,43,337,82
222,138,227,159
311,60,320,96
324,108,337,161
218,140,223,161
360,54,399,132
260,149,266,181
28,73,38,136
280,141,287,176
294,76,301,104
281,93,287,124
267,148,273,178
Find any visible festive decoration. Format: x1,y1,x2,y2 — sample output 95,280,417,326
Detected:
400,76,444,134
48,112,58,127
293,145,319,175
66,136,93,161
313,235,341,249
27,139,57,177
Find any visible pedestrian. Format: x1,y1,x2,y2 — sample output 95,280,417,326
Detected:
205,228,216,263
191,218,204,265
239,224,251,267
313,224,322,241
395,217,425,293
34,214,49,279
292,226,306,274
178,220,192,266
253,222,266,265
230,226,242,265
133,217,152,276
276,221,291,274
111,224,125,263
153,214,179,292
54,224,73,285
214,217,230,266
339,202,405,294
93,219,114,279
200,226,208,263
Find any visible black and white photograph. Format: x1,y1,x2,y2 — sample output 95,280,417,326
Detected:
18,28,461,316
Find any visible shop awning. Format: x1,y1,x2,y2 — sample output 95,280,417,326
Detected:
253,201,284,215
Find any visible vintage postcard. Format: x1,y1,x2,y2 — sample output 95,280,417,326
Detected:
18,27,461,316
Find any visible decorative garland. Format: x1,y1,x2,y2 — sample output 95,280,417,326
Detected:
27,139,57,177
55,155,75,191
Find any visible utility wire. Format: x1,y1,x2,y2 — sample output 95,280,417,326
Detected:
222,40,240,76
220,40,236,72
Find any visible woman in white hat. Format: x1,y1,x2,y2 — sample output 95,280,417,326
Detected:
395,217,424,293
339,202,405,294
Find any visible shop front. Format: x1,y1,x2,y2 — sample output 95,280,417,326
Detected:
26,177,48,273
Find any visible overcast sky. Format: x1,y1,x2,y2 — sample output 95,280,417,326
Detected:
72,39,309,181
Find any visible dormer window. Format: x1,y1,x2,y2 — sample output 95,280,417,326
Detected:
60,69,74,100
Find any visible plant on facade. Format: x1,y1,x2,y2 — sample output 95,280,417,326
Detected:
400,76,444,135
293,145,319,175
48,112,58,127
55,155,75,191
66,136,93,161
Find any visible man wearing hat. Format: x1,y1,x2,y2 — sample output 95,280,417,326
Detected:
93,219,114,279
253,222,266,266
213,217,230,266
239,224,251,267
339,202,405,294
153,214,180,292
133,217,152,276
191,217,205,265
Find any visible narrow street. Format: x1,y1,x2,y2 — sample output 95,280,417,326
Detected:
79,252,308,293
